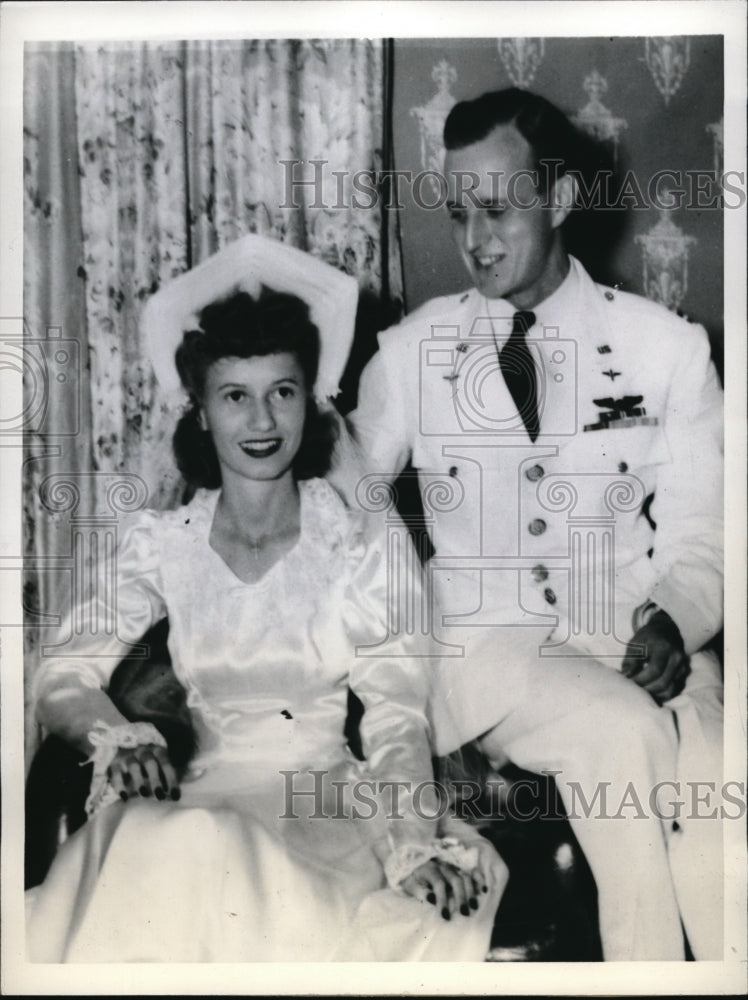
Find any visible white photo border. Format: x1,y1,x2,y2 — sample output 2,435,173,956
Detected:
1,2,745,995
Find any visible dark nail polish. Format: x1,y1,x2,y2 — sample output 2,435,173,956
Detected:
123,772,132,785
469,897,479,910
119,791,128,802
170,787,181,801
482,885,488,893
460,903,469,916
441,907,451,921
154,786,165,800
426,892,436,905
139,785,151,797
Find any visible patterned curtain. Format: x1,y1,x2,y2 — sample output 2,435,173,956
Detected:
23,38,401,758
23,44,93,763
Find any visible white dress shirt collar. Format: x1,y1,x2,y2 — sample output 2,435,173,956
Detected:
475,253,581,344
532,254,583,335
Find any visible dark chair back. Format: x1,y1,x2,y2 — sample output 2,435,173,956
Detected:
25,618,194,888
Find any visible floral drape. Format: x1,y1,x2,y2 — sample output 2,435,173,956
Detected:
74,38,397,505
23,39,401,757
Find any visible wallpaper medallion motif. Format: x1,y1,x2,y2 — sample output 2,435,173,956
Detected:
643,37,691,105
571,70,628,166
410,60,458,198
496,38,545,89
635,210,697,312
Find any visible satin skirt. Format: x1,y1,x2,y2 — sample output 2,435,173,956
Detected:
26,760,503,963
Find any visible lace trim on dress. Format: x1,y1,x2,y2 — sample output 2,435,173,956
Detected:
82,720,167,817
383,837,481,891
157,480,368,741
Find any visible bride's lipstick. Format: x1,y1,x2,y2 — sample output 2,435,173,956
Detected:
239,439,282,458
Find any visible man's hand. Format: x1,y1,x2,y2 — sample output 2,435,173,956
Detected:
107,743,181,802
621,610,690,704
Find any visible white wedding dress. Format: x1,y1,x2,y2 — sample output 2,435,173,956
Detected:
27,479,503,962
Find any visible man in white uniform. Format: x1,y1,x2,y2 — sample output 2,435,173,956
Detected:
349,88,723,960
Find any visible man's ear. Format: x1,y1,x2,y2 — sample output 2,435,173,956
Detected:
550,172,577,229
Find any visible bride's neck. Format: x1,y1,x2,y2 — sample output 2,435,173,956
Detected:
217,471,300,538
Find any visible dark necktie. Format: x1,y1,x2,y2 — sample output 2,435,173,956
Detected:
499,310,540,441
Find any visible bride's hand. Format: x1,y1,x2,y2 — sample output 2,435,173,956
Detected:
400,857,485,920
399,838,507,920
107,742,180,802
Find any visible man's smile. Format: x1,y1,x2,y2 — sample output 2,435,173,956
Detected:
473,252,505,270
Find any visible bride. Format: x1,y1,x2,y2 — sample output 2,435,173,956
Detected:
26,277,505,963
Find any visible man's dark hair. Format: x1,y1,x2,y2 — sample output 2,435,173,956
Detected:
444,87,624,278
172,287,337,488
444,87,585,187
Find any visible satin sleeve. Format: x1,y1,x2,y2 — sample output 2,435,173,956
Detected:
33,509,168,708
341,515,439,854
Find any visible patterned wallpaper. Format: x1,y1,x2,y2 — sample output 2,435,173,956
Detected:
392,36,724,372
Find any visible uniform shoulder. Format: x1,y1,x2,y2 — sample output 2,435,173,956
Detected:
377,288,478,354
405,287,477,322
596,281,708,346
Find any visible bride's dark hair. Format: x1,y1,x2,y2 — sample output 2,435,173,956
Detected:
172,287,338,489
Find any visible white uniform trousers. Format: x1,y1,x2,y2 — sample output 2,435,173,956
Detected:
430,627,723,961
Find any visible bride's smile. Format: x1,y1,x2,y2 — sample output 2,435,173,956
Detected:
200,352,307,483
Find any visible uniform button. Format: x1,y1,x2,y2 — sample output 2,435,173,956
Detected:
528,518,547,536
544,587,557,605
531,564,549,582
448,466,458,478
605,290,614,301
618,461,628,473
525,464,545,482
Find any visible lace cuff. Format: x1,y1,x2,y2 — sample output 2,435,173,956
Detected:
383,836,481,891
82,719,167,818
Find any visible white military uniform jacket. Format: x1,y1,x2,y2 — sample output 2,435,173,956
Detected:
352,256,724,961
352,256,723,660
